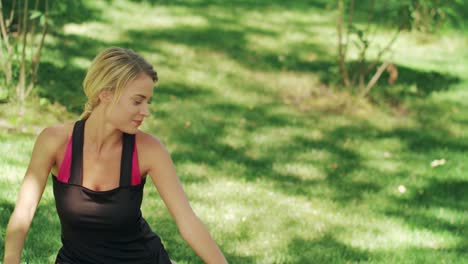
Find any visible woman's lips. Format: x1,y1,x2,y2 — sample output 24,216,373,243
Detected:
133,120,142,126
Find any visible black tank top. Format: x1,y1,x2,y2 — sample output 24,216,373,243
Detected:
52,119,172,264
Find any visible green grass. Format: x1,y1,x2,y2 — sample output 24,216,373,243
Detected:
1,0,467,263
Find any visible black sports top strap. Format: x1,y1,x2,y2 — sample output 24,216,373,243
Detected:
119,133,135,187
68,119,136,187
69,120,85,185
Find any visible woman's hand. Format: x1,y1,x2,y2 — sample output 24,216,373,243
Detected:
140,133,228,263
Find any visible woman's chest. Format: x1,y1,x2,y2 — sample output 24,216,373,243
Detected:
53,181,144,231
81,152,122,191
52,137,150,191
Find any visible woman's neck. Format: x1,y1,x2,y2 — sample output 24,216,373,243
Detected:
84,105,122,155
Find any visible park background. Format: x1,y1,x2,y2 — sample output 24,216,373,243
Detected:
0,0,467,263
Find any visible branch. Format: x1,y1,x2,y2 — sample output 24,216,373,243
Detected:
6,0,16,28
16,0,22,38
0,0,14,85
352,34,371,88
364,0,376,46
17,0,29,100
0,2,6,73
29,0,40,66
337,0,349,86
363,28,400,76
26,0,49,98
343,0,354,60
0,0,11,52
360,60,391,97
350,1,375,88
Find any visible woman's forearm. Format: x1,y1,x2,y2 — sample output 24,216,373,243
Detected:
180,214,228,264
3,211,31,264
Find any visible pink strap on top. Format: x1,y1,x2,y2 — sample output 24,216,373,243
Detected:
131,142,141,185
57,136,141,185
57,136,73,183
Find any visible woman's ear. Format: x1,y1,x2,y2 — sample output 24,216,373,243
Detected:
98,89,114,104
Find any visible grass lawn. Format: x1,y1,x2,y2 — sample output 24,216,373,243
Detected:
0,0,467,263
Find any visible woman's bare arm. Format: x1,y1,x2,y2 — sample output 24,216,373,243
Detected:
3,127,60,263
143,135,228,264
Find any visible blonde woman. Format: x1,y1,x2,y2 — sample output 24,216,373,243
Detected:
3,47,228,264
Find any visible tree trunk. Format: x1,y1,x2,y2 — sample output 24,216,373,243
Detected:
337,0,350,87
17,0,29,101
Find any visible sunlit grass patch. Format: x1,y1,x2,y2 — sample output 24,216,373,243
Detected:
63,22,120,42
273,162,326,181
393,32,468,75
184,178,332,259
335,212,461,251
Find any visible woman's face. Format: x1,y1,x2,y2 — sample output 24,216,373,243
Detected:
106,74,154,134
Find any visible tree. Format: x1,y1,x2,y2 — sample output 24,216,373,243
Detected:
335,0,462,97
0,0,50,104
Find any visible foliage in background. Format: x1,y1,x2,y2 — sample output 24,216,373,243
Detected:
403,0,466,32
0,0,52,105
335,0,464,97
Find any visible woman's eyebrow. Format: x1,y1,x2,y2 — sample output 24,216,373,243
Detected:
134,94,147,99
134,94,153,101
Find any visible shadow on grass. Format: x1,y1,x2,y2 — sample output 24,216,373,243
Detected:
120,13,460,99
322,118,468,253
287,233,466,263
155,81,214,101
382,178,468,260
37,33,112,113
291,59,460,97
153,96,380,202
380,127,468,153
390,65,460,95
37,61,88,113
293,134,382,203
51,0,106,27
125,25,330,72
329,119,468,154
287,234,370,263
37,1,459,115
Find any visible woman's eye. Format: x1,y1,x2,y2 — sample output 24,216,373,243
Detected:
133,100,142,105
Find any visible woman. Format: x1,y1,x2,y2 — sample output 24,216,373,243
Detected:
3,47,228,264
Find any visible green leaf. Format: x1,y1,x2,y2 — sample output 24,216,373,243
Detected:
353,40,363,49
357,29,364,39
29,10,42,20
39,98,49,106
47,18,55,27
409,84,418,94
40,16,46,26
348,24,358,33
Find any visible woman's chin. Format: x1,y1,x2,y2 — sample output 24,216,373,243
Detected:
120,125,138,135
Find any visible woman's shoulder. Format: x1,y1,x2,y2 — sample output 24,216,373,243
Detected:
25,122,76,164
41,121,74,138
135,130,165,151
134,130,170,173
37,121,75,148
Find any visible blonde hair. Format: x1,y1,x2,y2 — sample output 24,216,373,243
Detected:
80,47,157,120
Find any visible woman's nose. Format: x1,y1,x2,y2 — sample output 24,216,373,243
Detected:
141,103,150,116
